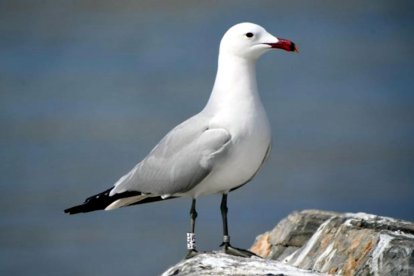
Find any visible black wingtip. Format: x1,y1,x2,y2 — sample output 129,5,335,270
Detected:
63,187,115,215
63,187,147,215
64,188,178,215
64,205,84,215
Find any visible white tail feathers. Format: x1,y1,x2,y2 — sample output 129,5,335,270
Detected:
104,195,148,211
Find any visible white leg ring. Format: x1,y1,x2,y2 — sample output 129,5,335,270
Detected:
187,233,196,250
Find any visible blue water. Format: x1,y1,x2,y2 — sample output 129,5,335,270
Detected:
1,1,413,275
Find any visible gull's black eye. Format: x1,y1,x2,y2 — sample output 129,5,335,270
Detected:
245,32,254,38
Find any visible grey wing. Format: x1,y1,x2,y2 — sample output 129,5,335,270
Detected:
110,114,231,196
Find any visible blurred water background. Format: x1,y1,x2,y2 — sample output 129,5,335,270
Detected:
1,0,413,275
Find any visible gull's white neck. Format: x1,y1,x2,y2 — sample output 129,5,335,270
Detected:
205,53,261,112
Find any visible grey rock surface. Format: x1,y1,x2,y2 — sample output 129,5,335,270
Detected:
162,251,322,276
251,210,414,275
162,210,414,275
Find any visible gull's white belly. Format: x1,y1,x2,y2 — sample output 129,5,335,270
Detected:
186,110,271,198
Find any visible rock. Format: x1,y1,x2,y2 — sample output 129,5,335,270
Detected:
250,210,414,275
162,210,414,275
250,210,339,260
162,251,322,276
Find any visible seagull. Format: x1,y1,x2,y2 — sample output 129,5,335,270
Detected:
64,22,297,258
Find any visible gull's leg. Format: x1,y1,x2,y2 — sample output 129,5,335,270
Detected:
185,199,198,258
220,193,258,258
220,193,230,245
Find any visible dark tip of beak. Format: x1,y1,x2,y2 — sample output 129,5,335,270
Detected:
266,38,298,53
291,42,299,53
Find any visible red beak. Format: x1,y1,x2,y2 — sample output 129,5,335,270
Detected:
266,38,298,52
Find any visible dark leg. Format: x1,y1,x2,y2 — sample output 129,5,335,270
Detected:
220,193,258,258
190,198,197,234
185,199,198,258
220,193,230,243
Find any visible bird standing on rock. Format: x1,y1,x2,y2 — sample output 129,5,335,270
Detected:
64,22,298,258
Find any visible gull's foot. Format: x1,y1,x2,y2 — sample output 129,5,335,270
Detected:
185,249,199,259
221,242,259,258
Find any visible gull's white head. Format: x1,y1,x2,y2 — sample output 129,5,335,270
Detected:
220,22,298,60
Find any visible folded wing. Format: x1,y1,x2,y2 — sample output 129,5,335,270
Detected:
110,114,232,199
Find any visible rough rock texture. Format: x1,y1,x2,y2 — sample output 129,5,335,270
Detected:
162,251,322,276
250,210,414,275
163,210,414,275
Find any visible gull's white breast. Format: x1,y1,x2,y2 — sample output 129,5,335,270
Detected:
186,102,271,198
